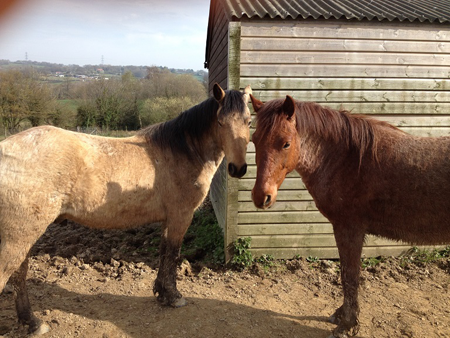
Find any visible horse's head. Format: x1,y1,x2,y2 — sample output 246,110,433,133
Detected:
250,95,299,209
213,83,252,178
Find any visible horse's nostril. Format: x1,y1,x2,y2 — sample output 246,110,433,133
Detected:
228,163,236,176
228,163,247,178
264,195,272,206
239,163,247,177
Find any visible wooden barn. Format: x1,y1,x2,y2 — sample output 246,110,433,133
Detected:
204,0,450,260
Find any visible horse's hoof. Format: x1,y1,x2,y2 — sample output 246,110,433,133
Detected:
32,323,50,335
329,314,340,324
170,297,187,308
328,314,336,324
328,334,349,338
331,328,350,338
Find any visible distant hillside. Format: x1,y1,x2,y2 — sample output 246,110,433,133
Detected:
0,59,208,80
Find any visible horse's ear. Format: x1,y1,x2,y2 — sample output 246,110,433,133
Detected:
213,83,225,102
250,94,264,112
243,85,252,103
283,95,296,120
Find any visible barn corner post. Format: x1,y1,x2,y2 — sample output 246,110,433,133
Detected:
224,21,242,263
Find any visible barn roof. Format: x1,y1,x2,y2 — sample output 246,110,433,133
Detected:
222,0,450,23
205,0,450,68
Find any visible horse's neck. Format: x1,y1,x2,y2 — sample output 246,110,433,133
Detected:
296,136,349,185
189,125,224,170
185,130,225,193
296,137,324,174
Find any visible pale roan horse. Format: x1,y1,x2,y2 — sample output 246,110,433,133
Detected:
0,83,252,334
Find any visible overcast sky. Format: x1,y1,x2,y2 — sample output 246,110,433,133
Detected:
0,0,210,70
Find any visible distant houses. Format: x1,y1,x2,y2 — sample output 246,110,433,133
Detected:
52,72,107,81
51,67,106,80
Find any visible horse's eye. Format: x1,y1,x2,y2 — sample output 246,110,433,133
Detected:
218,121,223,127
283,142,291,149
247,120,252,127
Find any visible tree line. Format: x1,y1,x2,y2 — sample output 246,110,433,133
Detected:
0,66,208,134
0,59,207,80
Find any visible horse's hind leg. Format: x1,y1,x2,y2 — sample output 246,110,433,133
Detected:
9,256,49,334
153,217,192,307
0,216,54,335
0,243,39,334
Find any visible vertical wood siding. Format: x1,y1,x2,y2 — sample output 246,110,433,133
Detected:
235,19,450,259
222,22,243,261
206,0,229,92
208,0,231,238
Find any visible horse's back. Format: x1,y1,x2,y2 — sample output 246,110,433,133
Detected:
312,132,450,245
354,134,450,244
0,125,215,230
0,126,80,188
0,127,81,239
0,126,162,229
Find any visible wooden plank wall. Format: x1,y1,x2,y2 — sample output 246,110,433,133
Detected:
235,19,450,259
206,0,228,92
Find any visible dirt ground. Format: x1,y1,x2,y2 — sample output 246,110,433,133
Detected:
0,215,449,338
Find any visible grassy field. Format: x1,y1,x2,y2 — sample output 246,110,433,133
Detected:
58,99,79,113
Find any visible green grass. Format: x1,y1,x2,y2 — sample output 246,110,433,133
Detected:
58,99,79,113
399,246,450,267
361,256,385,269
182,206,225,265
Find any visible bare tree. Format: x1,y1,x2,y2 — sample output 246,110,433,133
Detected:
0,69,57,132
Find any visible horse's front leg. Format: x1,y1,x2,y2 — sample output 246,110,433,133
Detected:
10,257,50,335
329,224,365,338
153,217,192,308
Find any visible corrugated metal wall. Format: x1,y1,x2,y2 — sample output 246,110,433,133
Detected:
235,19,450,259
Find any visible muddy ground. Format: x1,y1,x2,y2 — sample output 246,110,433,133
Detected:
0,204,449,338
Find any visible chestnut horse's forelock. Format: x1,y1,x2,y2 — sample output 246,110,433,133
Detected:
256,99,401,164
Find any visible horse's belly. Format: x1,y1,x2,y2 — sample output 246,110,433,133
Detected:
366,204,450,245
64,190,165,229
64,208,165,230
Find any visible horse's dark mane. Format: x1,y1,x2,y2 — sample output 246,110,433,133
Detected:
139,90,245,158
139,97,218,157
257,99,401,162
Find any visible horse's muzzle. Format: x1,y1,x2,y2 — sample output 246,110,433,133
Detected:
251,185,276,210
252,194,274,209
228,162,247,178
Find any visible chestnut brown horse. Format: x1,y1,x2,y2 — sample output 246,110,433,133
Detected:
0,83,252,335
250,95,450,338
